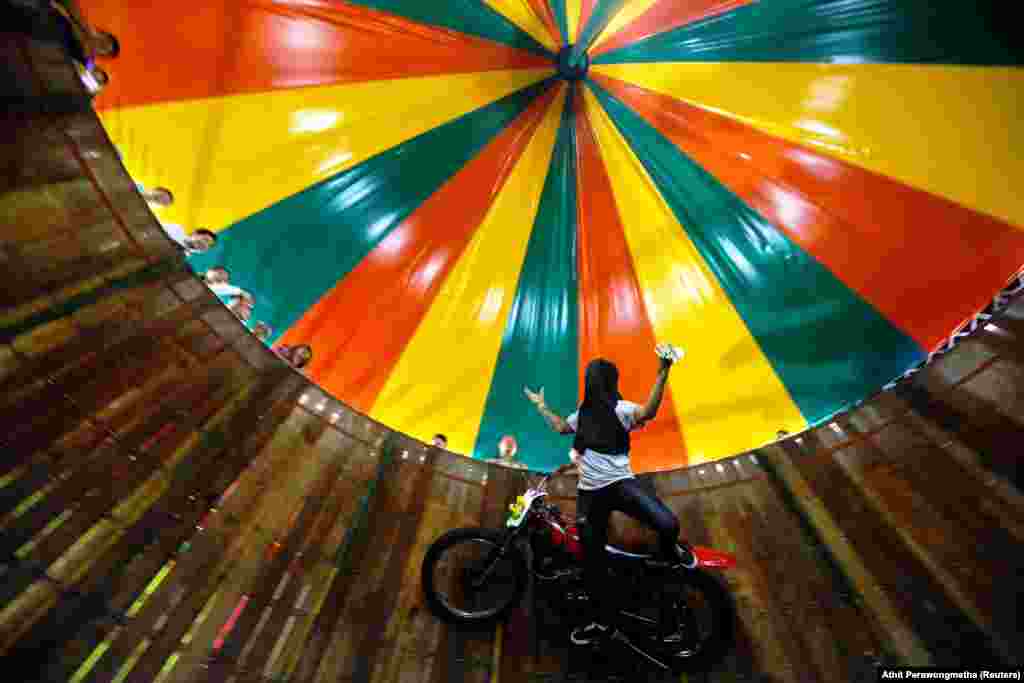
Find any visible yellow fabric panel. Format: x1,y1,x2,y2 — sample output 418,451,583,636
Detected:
594,62,1024,229
98,69,552,233
565,0,583,43
481,0,559,52
370,86,568,454
581,87,806,463
590,0,659,50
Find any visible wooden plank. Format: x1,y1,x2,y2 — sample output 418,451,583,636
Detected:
759,445,932,665
843,433,1017,664
7,374,287,677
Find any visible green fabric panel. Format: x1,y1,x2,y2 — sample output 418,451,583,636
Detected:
575,0,627,54
548,0,570,47
587,80,925,425
595,0,1022,65
473,91,579,472
347,0,553,57
188,80,553,339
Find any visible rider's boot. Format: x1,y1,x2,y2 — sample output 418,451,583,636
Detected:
646,541,697,570
675,541,697,569
570,621,610,645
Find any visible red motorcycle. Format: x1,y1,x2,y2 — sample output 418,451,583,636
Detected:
421,472,737,674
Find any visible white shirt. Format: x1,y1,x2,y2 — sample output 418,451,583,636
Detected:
160,222,188,248
208,283,246,298
566,400,644,491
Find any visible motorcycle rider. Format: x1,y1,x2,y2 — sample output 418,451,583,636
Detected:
524,345,696,645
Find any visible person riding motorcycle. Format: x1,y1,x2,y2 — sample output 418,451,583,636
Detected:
524,344,696,645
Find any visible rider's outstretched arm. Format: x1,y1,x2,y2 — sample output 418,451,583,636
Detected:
537,402,572,434
524,386,573,434
637,359,672,423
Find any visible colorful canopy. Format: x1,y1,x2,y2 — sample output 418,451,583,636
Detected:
85,0,1024,471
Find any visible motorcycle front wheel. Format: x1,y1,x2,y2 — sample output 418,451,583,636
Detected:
421,527,528,625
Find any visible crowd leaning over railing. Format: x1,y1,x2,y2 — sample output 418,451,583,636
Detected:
135,188,314,371
35,0,315,370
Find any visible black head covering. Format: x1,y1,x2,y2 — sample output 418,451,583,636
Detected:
572,358,629,455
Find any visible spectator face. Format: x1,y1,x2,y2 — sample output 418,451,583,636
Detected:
146,187,174,207
252,323,271,342
204,267,229,285
92,31,119,58
432,435,447,448
498,435,517,458
291,345,313,368
190,231,216,252
229,299,252,321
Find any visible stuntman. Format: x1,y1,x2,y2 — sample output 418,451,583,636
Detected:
524,345,696,645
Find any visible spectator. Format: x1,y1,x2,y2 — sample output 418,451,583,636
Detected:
274,344,313,370
161,225,216,255
85,28,119,58
251,322,272,343
49,1,118,96
51,1,119,59
138,185,174,208
227,294,253,322
203,267,229,286
483,434,526,469
431,434,448,449
202,267,249,300
75,62,107,96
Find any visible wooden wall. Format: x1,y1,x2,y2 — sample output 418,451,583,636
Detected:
2,26,1022,683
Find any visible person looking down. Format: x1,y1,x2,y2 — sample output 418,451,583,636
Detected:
202,267,249,300
524,345,696,646
161,224,216,255
251,322,272,344
274,344,313,370
227,293,253,322
483,434,527,469
138,185,174,208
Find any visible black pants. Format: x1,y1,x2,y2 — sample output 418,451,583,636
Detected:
576,477,680,625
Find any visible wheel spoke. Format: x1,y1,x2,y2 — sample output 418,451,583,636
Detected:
427,534,522,620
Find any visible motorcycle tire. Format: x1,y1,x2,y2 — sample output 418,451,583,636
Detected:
659,568,736,674
421,527,528,625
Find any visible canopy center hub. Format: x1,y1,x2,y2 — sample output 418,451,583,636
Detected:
556,45,589,81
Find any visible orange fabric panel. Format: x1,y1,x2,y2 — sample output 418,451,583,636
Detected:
574,85,688,471
81,0,550,110
592,0,751,57
278,88,559,413
595,74,1024,350
527,0,564,46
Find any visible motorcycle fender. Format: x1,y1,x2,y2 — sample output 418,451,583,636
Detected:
693,545,737,569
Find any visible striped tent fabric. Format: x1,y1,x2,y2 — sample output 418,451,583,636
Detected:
86,0,1024,471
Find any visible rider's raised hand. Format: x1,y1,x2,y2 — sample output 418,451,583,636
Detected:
523,386,546,407
655,344,672,371
655,343,683,372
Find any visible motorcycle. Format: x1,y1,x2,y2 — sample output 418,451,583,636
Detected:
421,471,737,674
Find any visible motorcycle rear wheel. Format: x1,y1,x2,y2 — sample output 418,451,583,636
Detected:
620,568,735,674
421,527,528,625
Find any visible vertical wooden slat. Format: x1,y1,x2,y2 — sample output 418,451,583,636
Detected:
759,444,932,665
